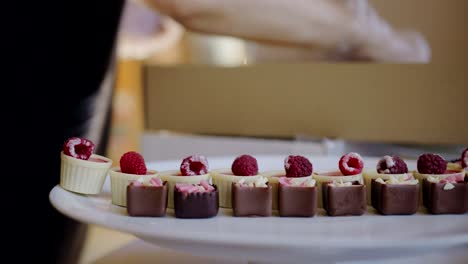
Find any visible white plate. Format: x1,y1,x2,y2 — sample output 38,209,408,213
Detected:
49,155,468,263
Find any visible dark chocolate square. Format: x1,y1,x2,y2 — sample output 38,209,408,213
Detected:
127,182,168,217
371,180,419,215
173,186,219,218
422,179,468,214
322,181,366,216
231,183,272,217
278,184,317,217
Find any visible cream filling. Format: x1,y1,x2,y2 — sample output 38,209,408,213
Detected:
328,179,353,187
237,176,268,188
375,175,418,185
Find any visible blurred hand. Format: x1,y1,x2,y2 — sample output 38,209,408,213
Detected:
140,0,430,62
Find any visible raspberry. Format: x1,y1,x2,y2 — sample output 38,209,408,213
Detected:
62,137,95,160
284,155,313,177
462,148,468,168
231,155,258,176
120,151,147,175
417,153,447,174
376,155,408,174
180,155,209,176
339,152,364,176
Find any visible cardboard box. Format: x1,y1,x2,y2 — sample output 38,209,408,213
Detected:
143,64,467,145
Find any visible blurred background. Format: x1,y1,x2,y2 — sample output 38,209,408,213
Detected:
78,0,467,263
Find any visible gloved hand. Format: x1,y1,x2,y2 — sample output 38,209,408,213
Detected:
139,0,430,62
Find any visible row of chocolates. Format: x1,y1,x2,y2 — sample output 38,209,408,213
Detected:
125,171,467,218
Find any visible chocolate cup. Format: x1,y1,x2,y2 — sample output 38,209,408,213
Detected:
422,179,468,214
127,182,168,217
371,180,419,215
322,181,366,216
278,184,317,217
231,183,272,217
173,185,219,218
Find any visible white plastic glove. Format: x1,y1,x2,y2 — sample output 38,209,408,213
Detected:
139,0,430,62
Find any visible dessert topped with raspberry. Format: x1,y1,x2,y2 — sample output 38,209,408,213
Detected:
62,136,112,164
211,154,262,208
414,153,466,205
422,154,468,215
362,155,414,205
60,137,113,195
261,155,314,210
109,151,158,207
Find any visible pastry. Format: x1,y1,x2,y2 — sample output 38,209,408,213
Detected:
371,176,419,215
60,137,113,195
109,151,158,206
173,181,219,218
211,155,261,208
422,174,467,214
278,177,317,217
159,155,211,209
313,152,364,208
231,176,272,217
322,180,366,216
127,177,168,217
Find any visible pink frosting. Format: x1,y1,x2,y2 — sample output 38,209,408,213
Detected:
278,177,312,187
130,177,163,187
149,177,163,187
175,180,215,194
440,173,465,184
130,180,143,187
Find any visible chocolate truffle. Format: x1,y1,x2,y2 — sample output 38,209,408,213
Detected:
371,179,419,215
322,181,366,216
127,182,168,217
278,184,317,217
173,185,219,218
231,183,272,217
422,179,468,214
